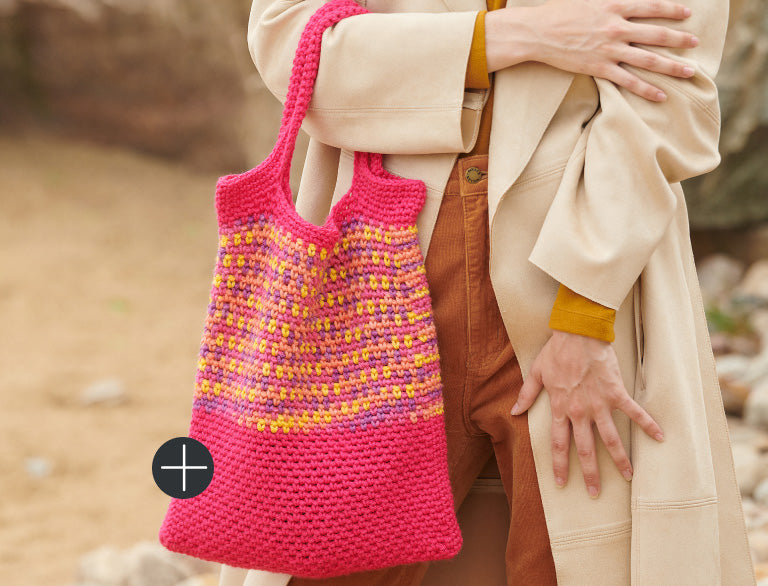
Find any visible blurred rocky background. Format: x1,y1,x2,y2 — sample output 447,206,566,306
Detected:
0,0,767,585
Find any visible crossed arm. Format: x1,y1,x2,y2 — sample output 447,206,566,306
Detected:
248,0,727,497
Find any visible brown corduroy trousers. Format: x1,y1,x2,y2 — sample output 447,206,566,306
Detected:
220,154,557,586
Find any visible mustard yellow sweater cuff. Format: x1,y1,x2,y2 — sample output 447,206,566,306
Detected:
549,284,617,343
465,11,490,89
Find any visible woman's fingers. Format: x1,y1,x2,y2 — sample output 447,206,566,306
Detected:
625,21,699,48
551,413,572,487
572,418,601,497
511,361,543,415
620,46,695,78
616,394,665,441
617,0,691,20
594,409,633,481
603,64,669,101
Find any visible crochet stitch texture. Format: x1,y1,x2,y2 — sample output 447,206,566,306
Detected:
158,0,463,578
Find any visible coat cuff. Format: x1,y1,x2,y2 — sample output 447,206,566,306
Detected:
549,284,616,343
465,11,490,89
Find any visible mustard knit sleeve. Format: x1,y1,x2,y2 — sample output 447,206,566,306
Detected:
549,284,617,343
465,11,490,89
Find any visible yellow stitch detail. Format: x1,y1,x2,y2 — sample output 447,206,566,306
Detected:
393,385,402,399
213,382,221,396
282,323,290,337
258,339,267,353
220,235,228,247
237,255,245,268
223,254,232,267
213,274,222,287
406,384,415,398
334,382,341,396
276,365,283,379
227,275,236,288
262,363,270,376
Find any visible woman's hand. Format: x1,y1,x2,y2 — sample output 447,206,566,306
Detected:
485,0,699,102
510,330,664,498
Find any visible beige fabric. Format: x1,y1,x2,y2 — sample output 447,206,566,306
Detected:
225,0,756,584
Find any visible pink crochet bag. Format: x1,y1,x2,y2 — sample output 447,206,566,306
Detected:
158,0,462,579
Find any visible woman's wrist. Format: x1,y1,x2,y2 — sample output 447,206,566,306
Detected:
484,7,539,73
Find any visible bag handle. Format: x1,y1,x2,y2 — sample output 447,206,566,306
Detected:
270,0,369,200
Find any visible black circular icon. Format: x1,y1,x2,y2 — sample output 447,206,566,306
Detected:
152,437,214,499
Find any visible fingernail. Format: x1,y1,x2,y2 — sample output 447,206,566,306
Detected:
683,66,695,76
655,432,665,442
510,402,520,416
657,91,667,101
555,477,565,487
588,486,599,499
683,6,691,17
623,469,633,481
691,36,699,46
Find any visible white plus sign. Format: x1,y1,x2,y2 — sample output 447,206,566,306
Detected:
161,442,209,492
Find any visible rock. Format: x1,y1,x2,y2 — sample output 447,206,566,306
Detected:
732,443,765,496
124,541,195,586
24,456,52,478
697,254,746,306
752,529,768,563
738,260,768,303
683,0,768,229
0,0,272,172
746,380,768,430
755,479,768,507
710,331,761,357
757,561,768,583
75,545,129,586
80,377,127,406
717,354,754,415
717,353,753,380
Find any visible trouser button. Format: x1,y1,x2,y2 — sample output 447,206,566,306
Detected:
465,167,487,184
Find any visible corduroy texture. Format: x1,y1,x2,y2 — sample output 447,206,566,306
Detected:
158,0,462,578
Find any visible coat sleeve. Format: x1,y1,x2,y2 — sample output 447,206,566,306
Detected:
527,0,728,310
248,0,485,154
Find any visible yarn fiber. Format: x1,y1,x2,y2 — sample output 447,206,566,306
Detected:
158,0,462,578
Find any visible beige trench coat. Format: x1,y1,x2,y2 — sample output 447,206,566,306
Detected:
236,0,756,584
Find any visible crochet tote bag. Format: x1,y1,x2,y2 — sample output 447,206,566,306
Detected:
158,0,462,578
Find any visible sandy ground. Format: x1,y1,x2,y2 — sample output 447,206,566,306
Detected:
0,132,228,585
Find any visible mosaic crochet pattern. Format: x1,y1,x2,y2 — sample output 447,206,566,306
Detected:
158,0,462,578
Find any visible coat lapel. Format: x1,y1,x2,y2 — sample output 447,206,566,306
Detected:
439,0,576,225
487,63,574,226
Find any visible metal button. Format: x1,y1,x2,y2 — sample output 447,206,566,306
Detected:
465,167,486,184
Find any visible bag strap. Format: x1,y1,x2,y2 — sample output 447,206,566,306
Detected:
270,0,369,200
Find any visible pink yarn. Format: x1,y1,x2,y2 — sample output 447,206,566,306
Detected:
158,0,462,578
